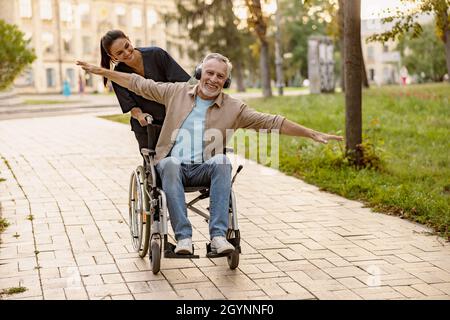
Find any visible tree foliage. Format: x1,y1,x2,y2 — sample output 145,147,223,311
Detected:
245,0,272,97
279,0,328,83
366,0,450,80
0,20,36,91
398,22,447,81
367,0,449,43
169,0,253,91
171,1,252,67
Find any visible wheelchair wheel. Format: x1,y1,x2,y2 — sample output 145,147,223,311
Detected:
150,239,161,274
226,229,240,270
128,167,150,257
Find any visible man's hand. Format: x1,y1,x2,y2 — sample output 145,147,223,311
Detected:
310,131,344,144
76,61,104,76
280,119,343,143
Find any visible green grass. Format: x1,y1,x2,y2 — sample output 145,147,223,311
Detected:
0,217,9,233
1,286,27,295
239,82,449,238
99,114,130,124
99,83,450,239
23,99,81,105
223,86,308,94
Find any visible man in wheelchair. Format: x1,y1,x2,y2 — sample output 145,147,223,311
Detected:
77,53,343,256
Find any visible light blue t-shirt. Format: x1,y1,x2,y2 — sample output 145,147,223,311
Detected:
170,96,214,163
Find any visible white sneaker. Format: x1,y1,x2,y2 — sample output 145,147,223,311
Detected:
175,237,193,255
211,236,235,254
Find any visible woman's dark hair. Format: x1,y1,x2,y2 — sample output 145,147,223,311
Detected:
100,30,128,86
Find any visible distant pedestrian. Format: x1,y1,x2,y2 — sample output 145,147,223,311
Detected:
78,74,85,96
400,66,408,85
63,79,71,97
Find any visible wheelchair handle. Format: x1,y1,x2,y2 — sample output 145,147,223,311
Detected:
231,165,243,185
145,115,153,125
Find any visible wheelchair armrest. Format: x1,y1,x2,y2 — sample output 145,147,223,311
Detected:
141,148,156,157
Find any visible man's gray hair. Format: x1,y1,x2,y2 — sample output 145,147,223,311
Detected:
202,53,233,77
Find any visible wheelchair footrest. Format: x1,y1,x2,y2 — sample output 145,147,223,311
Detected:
164,241,199,259
205,237,241,258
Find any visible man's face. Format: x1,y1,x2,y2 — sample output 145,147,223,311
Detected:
198,59,228,99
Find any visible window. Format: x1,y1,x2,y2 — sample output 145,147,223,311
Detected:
79,3,90,26
46,68,56,87
40,0,52,20
369,69,375,81
82,36,91,55
42,32,54,53
178,45,184,59
116,5,126,26
19,0,32,18
60,0,73,23
85,73,93,87
132,8,142,27
383,67,389,82
63,35,72,54
15,68,34,87
135,39,142,47
166,41,172,53
367,46,374,60
147,9,158,26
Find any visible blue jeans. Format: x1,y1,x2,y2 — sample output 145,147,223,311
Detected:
156,154,232,241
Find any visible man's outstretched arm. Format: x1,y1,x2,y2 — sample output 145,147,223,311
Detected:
280,119,343,144
76,61,132,89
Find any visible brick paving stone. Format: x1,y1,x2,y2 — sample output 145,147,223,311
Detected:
1,115,449,300
392,286,426,298
411,283,446,296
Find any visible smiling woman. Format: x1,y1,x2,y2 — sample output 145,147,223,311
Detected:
95,29,191,154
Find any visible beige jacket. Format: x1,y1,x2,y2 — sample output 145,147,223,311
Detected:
129,74,286,164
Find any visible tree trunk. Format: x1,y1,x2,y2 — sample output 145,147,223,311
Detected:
338,0,345,92
245,0,272,98
275,0,284,96
445,28,450,83
235,60,246,92
260,40,272,98
344,0,363,166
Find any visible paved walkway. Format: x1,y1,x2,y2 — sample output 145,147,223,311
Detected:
0,115,449,300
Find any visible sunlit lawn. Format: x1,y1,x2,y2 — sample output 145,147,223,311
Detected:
23,99,81,105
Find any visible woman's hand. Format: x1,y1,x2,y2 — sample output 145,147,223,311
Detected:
137,113,151,127
76,61,104,75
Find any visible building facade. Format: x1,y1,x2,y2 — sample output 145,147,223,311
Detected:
361,18,402,86
0,0,194,94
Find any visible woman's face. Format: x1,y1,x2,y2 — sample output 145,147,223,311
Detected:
109,38,135,63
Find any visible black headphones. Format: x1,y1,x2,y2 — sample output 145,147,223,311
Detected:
194,64,232,89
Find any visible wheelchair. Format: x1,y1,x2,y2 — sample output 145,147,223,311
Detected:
128,116,243,274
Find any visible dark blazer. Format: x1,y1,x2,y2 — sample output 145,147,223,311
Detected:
112,47,191,134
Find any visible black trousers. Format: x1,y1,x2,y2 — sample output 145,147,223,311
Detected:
134,131,149,154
